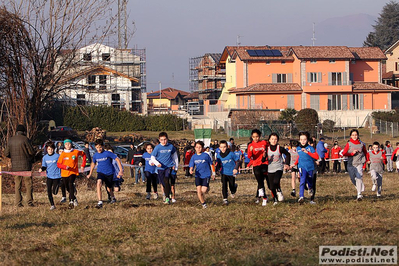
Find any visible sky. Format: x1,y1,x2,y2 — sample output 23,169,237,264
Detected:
122,0,387,92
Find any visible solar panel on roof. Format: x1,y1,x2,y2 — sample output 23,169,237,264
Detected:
264,50,274,56
271,50,283,56
247,50,258,57
255,50,266,56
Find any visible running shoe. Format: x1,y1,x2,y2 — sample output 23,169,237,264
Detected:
69,200,74,209
273,201,278,206
96,202,103,209
223,199,229,205
262,198,268,206
60,197,67,204
50,205,56,210
110,198,116,204
356,194,363,201
290,189,296,197
371,184,376,192
277,191,284,202
309,201,316,205
298,197,304,203
146,193,151,200
255,199,260,204
202,203,207,209
377,193,381,198
164,198,170,205
171,198,176,203
153,193,158,199
73,199,78,207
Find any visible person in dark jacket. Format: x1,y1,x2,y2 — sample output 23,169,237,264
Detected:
126,143,135,178
4,124,35,207
133,146,145,184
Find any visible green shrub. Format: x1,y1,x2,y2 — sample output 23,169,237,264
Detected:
295,108,319,135
63,106,184,131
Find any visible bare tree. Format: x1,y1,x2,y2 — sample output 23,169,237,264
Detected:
0,0,116,147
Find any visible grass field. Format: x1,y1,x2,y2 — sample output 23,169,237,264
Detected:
0,168,398,265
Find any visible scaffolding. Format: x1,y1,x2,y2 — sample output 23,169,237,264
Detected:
189,53,225,101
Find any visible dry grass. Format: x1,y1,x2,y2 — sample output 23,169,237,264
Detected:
1,167,398,266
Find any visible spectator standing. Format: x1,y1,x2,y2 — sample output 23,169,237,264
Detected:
5,124,35,207
133,146,145,184
126,143,135,179
384,141,393,172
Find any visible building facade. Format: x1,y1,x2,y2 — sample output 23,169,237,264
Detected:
59,43,146,113
212,45,398,127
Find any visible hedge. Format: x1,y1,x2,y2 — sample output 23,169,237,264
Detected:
63,106,184,131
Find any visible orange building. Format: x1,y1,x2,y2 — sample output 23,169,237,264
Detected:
213,45,399,127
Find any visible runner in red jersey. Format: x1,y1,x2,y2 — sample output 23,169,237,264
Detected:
247,129,269,206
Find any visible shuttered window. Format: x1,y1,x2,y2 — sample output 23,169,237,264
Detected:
310,95,319,110
287,95,295,109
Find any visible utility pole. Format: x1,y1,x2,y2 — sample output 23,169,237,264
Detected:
311,23,316,46
159,81,162,113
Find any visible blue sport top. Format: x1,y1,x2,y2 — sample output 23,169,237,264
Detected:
189,152,213,179
234,150,242,160
297,145,316,171
216,151,237,176
42,153,61,179
142,152,156,174
243,152,250,163
93,150,118,176
152,143,177,170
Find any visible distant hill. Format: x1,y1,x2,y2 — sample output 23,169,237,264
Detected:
278,13,376,47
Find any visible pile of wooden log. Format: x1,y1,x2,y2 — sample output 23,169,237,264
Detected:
85,127,106,142
113,133,145,143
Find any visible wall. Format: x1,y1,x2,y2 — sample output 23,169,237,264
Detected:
350,61,379,82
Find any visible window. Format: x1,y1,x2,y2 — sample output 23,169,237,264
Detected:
277,74,287,83
112,94,120,101
272,73,292,83
287,95,295,109
329,72,343,85
77,94,85,106
281,61,286,65
310,59,317,63
327,95,342,110
102,53,110,61
329,59,336,63
99,75,107,84
83,53,92,61
310,95,319,110
351,60,356,64
308,72,322,83
131,80,140,87
87,75,96,84
266,61,270,65
350,94,364,110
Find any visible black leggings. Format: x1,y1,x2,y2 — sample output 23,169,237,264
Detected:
145,171,158,193
333,160,341,173
62,175,77,201
253,164,268,198
221,174,237,199
46,178,61,206
268,170,283,201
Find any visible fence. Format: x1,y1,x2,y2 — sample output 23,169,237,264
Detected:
372,119,399,138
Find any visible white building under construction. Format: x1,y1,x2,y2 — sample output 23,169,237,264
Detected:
59,43,146,113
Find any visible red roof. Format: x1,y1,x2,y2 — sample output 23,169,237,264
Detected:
349,47,386,60
147,87,189,100
352,82,399,91
291,46,355,59
229,83,302,94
